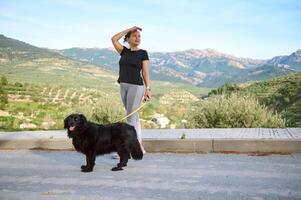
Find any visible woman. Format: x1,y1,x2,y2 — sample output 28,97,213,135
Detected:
111,26,151,156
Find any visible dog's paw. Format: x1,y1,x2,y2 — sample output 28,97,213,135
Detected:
81,165,87,170
81,167,93,173
117,163,127,167
111,166,123,171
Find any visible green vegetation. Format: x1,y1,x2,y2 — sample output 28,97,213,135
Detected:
0,75,9,109
207,72,301,127
0,72,299,131
0,74,203,131
188,93,285,128
0,74,121,131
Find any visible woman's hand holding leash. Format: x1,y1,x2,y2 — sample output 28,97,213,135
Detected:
144,87,151,102
144,90,150,101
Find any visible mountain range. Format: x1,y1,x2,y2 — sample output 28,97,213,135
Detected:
1,34,300,88
58,46,300,87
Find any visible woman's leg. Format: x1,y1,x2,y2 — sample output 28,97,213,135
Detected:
112,83,129,159
120,83,127,108
124,83,145,148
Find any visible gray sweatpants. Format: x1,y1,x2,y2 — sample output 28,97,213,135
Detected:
119,82,145,142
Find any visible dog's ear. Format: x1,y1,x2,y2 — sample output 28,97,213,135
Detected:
63,115,69,129
79,114,88,126
79,114,87,122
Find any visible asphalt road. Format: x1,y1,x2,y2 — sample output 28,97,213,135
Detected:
0,150,300,200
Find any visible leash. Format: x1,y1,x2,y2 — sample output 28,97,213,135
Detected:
115,96,148,123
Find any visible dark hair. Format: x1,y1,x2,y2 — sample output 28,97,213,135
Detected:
123,29,139,43
123,31,131,43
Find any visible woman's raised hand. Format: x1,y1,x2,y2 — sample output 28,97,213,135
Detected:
130,26,142,32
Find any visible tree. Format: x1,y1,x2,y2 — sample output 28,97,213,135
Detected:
0,85,8,109
0,75,8,86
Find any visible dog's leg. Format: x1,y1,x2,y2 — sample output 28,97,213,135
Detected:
111,149,129,171
81,150,96,172
81,155,89,169
121,151,130,167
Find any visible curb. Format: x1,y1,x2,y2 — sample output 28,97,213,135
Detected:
1,138,301,154
212,139,301,154
143,139,212,153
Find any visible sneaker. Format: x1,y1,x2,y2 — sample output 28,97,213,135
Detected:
140,145,147,154
142,149,147,154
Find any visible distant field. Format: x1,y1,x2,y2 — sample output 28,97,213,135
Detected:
0,64,212,98
0,71,211,131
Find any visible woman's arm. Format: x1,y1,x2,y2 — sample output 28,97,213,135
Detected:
142,60,150,87
142,60,151,100
111,26,142,54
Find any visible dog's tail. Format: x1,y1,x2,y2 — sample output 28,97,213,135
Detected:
130,138,143,160
129,127,143,160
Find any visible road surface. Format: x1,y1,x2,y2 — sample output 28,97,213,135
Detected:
0,150,300,200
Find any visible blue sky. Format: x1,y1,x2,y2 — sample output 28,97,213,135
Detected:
0,0,300,59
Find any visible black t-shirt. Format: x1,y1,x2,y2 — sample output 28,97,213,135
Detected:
117,45,149,85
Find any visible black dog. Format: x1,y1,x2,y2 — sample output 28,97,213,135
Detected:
64,113,143,172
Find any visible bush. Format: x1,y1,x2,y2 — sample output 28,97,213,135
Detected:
72,96,125,124
208,83,240,96
269,80,300,110
0,85,8,109
14,82,23,87
188,93,286,128
1,75,8,86
0,116,15,130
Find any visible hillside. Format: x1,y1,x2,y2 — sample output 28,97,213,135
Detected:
0,75,209,130
0,34,120,90
0,78,123,131
207,72,301,127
